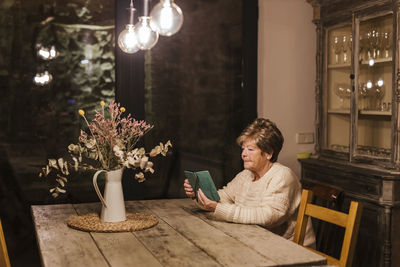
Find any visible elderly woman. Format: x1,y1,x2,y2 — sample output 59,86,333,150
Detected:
183,118,315,247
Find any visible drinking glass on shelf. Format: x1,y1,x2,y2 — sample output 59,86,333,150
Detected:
366,31,373,59
374,79,385,111
387,102,391,112
332,36,342,64
358,82,371,110
366,28,379,59
334,83,351,109
374,30,381,58
382,31,392,58
349,34,352,53
359,32,367,62
342,35,349,63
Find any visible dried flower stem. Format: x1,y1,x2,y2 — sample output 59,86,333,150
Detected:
81,114,106,168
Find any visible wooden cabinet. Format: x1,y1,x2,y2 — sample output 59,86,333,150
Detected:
304,1,400,266
311,1,397,166
299,158,400,267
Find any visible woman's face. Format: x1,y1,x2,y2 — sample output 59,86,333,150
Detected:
241,138,271,174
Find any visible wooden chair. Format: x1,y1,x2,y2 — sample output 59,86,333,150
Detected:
293,186,363,267
0,219,11,267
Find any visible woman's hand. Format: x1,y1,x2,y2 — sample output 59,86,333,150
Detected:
183,179,195,199
197,189,217,211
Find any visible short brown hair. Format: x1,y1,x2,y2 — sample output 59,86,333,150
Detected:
236,118,284,162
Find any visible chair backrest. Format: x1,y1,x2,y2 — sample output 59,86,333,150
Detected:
293,187,363,267
0,219,11,267
304,184,344,257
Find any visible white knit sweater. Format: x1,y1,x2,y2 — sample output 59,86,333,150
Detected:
211,163,315,247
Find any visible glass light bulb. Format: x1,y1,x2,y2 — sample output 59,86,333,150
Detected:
50,46,57,58
150,0,183,36
118,24,140,54
38,48,50,60
366,81,373,89
37,45,58,60
34,74,41,84
377,79,384,87
368,58,375,66
43,71,52,83
34,71,53,86
135,16,159,50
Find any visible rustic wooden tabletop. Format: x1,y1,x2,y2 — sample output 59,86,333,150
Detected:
31,198,327,267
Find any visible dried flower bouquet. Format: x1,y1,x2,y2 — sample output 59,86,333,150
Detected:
39,100,172,197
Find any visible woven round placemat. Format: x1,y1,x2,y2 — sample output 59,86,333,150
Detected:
67,212,159,232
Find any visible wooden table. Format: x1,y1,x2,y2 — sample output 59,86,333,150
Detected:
31,198,327,267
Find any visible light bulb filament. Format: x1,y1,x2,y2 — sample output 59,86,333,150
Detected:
138,26,152,44
160,7,174,29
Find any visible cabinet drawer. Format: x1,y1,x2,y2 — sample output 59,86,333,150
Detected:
302,165,382,201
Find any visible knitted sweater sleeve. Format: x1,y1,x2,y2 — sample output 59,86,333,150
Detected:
191,172,244,210
213,168,301,227
217,171,244,204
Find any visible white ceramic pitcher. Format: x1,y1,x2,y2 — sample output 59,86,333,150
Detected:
93,168,126,222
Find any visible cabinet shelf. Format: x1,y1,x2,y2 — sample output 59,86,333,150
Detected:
328,109,392,116
328,63,351,69
360,57,392,65
359,110,391,116
328,57,392,69
327,109,350,114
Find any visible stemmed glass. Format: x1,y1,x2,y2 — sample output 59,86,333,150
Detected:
349,34,352,58
366,28,379,59
332,36,342,64
382,32,392,58
374,30,381,58
358,82,371,110
359,32,367,62
374,79,385,110
342,35,350,63
334,84,351,109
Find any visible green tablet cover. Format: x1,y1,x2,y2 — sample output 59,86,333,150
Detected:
184,170,220,202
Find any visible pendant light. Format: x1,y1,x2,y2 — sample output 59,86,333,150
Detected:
134,0,159,50
118,0,140,54
118,0,183,54
150,0,184,36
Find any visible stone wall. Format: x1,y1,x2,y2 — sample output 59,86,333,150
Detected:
0,1,115,265
0,0,115,156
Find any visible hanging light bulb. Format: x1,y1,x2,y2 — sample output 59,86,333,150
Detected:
36,44,59,60
49,45,58,59
135,17,159,49
118,24,139,53
118,0,140,54
150,0,183,36
34,71,53,86
135,0,159,50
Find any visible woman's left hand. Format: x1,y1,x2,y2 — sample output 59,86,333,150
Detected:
197,189,217,211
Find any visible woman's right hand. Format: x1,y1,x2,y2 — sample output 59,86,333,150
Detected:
183,179,195,199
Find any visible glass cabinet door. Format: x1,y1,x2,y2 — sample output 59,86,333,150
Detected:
355,13,392,158
325,24,352,153
323,12,393,160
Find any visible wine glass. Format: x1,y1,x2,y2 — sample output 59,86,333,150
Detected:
358,82,368,110
359,31,367,62
375,79,385,110
374,30,380,58
366,28,379,59
382,32,392,58
368,27,380,58
334,83,351,109
342,35,349,63
332,36,342,64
